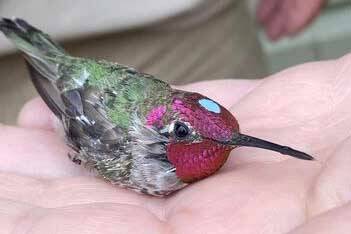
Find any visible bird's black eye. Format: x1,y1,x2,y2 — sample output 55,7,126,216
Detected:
174,122,190,139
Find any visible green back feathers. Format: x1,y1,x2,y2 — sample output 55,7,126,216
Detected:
0,18,65,58
58,58,172,129
105,72,172,129
0,18,66,82
90,63,172,129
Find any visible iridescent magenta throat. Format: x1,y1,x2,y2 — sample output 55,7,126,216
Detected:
167,140,232,182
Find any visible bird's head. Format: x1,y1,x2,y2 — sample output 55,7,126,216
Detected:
144,91,313,183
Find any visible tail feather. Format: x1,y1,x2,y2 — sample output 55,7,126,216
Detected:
0,17,65,56
0,17,66,82
0,18,68,118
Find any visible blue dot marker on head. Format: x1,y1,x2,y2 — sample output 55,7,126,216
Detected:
198,98,221,114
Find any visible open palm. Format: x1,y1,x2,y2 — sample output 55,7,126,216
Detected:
2,54,351,234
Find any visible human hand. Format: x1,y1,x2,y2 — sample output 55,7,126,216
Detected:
2,54,351,233
256,0,326,41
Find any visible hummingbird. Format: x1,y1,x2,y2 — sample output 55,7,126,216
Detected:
0,18,314,196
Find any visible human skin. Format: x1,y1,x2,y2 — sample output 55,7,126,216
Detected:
257,0,326,40
2,54,351,233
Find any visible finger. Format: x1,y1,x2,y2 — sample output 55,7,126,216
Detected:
256,0,281,24
307,137,351,217
0,173,164,217
28,203,166,234
175,79,262,109
0,192,165,234
0,125,87,178
228,54,351,165
17,97,58,131
0,198,38,234
0,173,166,233
290,202,351,234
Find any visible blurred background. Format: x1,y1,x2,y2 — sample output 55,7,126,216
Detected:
0,0,350,124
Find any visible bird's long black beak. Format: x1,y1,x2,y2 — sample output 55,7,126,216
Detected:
225,133,314,160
